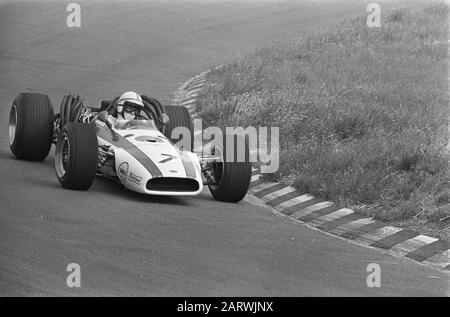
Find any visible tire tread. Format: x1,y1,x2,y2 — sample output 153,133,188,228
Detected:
9,93,54,161
164,105,194,151
56,122,98,190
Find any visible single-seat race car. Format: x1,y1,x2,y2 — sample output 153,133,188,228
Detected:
8,92,252,202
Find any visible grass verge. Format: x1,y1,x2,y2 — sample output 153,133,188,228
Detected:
196,2,450,239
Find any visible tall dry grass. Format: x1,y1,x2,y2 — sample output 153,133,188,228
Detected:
197,3,449,236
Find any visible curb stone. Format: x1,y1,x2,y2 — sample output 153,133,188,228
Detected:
171,69,450,272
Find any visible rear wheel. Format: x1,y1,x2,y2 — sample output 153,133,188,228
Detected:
208,134,252,202
9,93,54,161
163,105,194,151
55,122,98,190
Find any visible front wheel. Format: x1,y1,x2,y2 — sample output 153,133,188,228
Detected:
208,134,252,202
55,122,98,190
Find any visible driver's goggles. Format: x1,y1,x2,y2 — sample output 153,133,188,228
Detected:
122,101,141,113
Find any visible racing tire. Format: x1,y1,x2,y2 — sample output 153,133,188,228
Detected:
8,93,54,161
55,122,98,190
208,134,252,202
164,105,194,151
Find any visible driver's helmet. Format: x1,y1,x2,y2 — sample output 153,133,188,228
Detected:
116,91,144,120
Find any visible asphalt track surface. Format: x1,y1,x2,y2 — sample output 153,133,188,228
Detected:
0,0,448,296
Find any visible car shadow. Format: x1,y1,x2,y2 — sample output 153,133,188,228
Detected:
26,176,62,190
2,149,196,207
0,148,55,166
0,149,13,160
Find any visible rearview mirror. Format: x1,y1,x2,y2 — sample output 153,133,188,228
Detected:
97,111,112,129
160,113,169,125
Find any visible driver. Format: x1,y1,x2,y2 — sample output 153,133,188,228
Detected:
115,91,146,120
78,91,151,125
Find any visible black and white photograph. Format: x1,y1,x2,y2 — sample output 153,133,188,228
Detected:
0,0,449,300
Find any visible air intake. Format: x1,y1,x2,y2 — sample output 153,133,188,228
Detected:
146,177,199,192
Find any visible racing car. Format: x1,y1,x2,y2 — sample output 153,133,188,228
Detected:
8,92,252,202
